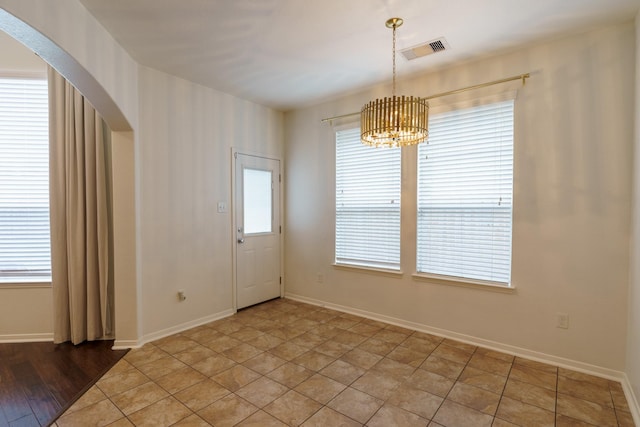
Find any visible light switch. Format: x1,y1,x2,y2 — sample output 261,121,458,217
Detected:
217,201,227,213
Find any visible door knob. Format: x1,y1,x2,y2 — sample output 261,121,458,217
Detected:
237,238,245,244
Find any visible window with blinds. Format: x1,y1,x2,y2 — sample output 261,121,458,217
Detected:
417,100,514,285
0,76,50,282
335,127,401,270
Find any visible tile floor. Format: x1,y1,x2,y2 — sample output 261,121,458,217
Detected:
53,298,635,426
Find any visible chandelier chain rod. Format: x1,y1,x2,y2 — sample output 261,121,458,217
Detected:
321,73,530,123
392,23,396,98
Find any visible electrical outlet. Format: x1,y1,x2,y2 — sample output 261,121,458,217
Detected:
556,313,569,329
316,273,324,283
178,290,187,301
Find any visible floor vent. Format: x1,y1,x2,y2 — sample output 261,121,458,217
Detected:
401,37,450,61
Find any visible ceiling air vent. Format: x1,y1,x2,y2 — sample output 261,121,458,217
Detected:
401,37,450,61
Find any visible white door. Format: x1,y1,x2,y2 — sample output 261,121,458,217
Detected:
234,153,281,309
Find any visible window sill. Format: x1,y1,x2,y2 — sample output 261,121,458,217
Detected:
333,263,403,278
0,279,52,289
412,273,516,294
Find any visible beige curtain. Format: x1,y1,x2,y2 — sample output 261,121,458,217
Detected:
48,66,114,345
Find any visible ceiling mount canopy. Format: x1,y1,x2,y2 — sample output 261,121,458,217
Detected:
361,17,429,148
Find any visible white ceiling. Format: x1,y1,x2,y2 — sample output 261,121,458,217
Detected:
78,0,639,111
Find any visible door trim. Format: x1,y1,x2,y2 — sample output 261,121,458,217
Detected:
230,149,283,311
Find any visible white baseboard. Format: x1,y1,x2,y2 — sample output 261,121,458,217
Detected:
112,339,143,350
285,293,627,382
0,333,53,343
0,308,234,349
137,308,235,347
114,309,236,349
621,374,640,426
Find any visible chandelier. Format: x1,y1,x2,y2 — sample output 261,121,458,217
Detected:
361,18,429,148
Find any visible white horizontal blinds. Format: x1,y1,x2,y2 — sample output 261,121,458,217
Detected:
336,127,401,269
0,77,50,280
417,100,514,284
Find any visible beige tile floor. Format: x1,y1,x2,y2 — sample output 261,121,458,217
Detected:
53,298,635,427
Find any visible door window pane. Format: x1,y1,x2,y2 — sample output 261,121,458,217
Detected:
243,168,272,234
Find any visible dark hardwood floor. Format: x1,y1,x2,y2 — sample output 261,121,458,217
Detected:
0,340,127,427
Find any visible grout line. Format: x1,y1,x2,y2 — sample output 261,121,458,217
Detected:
427,343,458,423
494,355,516,426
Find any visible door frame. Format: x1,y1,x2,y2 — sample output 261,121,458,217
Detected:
230,149,283,312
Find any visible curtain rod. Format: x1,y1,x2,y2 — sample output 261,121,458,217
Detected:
320,73,530,123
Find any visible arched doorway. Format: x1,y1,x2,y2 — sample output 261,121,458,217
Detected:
0,3,139,347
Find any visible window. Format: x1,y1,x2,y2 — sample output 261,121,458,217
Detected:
0,76,50,282
417,100,514,285
335,127,401,270
243,168,273,234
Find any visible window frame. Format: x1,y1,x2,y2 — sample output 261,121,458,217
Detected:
0,73,51,285
331,94,517,291
334,125,402,273
415,96,516,288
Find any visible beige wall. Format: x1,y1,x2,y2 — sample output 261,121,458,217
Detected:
137,66,284,337
0,286,52,340
284,22,635,372
0,29,43,72
626,10,640,412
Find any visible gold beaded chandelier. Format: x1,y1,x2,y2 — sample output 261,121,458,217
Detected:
361,18,429,148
